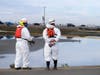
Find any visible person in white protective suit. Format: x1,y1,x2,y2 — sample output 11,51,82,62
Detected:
43,18,61,70
13,18,34,70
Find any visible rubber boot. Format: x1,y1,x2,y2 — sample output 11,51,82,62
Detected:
10,64,15,69
53,60,57,70
46,61,50,70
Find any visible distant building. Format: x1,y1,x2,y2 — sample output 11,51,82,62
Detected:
67,23,75,27
78,24,100,30
0,21,4,25
5,22,14,26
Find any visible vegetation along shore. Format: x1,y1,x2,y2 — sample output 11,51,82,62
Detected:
0,24,100,37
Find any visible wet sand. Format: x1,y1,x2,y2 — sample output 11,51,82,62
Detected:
0,66,100,75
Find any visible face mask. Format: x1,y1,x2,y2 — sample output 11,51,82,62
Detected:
51,23,55,26
46,23,55,28
23,23,28,27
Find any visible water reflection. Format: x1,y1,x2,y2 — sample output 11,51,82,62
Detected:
0,56,5,59
0,36,81,54
58,37,100,66
0,35,15,40
0,36,100,68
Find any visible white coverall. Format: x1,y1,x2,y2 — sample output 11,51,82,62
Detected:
43,24,61,61
15,25,33,68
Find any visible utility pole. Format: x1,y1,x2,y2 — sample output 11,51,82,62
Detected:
42,6,46,26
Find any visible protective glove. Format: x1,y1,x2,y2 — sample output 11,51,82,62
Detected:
28,39,35,46
49,39,56,47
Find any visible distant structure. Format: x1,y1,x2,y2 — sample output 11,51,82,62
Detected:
5,22,14,26
42,6,46,26
67,23,75,27
0,21,4,24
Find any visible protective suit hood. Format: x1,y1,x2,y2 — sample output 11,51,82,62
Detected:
19,18,28,27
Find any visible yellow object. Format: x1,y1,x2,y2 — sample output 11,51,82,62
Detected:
19,21,24,26
19,18,27,26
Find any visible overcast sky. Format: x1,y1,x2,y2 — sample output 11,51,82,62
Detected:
0,0,100,25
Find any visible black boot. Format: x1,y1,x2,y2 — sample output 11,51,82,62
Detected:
53,60,57,70
22,67,32,70
46,61,50,70
15,67,21,70
10,64,15,69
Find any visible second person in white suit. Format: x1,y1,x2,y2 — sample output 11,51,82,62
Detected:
43,18,61,70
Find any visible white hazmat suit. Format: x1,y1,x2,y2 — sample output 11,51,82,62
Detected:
15,19,33,68
43,23,61,62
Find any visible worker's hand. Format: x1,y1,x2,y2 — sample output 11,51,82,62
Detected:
49,39,56,47
31,38,35,44
31,40,35,44
49,43,54,47
28,40,35,46
50,39,56,44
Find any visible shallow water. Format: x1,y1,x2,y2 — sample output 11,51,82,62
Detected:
0,36,100,68
59,37,100,66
